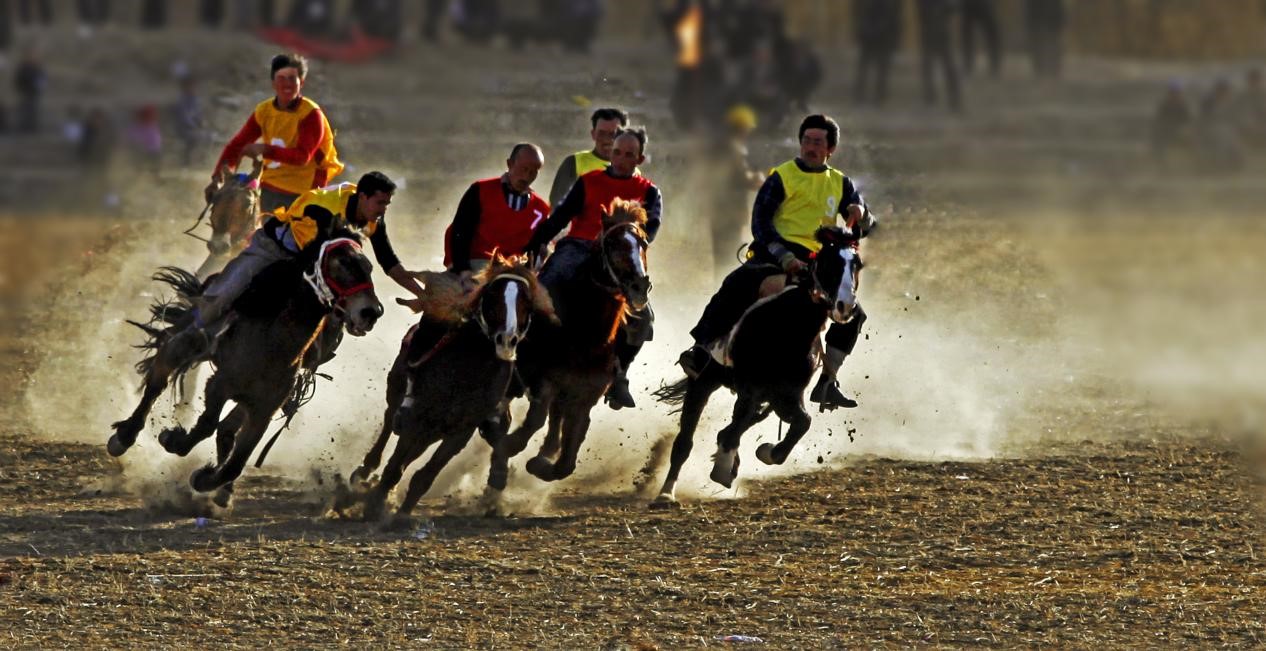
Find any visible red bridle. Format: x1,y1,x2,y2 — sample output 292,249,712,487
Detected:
304,238,374,306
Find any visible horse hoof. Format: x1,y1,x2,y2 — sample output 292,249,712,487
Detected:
525,456,554,481
106,433,132,458
212,485,233,509
189,466,219,493
709,449,739,488
649,493,679,510
157,427,190,455
348,465,373,486
756,443,778,465
378,512,414,531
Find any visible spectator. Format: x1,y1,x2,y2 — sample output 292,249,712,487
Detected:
960,0,1000,78
77,0,110,27
201,0,225,28
1026,0,1064,79
1151,81,1193,169
1232,68,1266,147
917,0,962,111
18,0,52,25
171,75,204,167
351,0,402,42
1199,78,1243,172
776,37,821,114
286,0,335,36
854,0,902,106
126,105,163,176
140,0,167,30
14,47,46,133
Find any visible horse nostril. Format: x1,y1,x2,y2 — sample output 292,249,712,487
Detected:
361,305,383,322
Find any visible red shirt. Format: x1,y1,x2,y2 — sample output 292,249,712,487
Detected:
444,177,549,268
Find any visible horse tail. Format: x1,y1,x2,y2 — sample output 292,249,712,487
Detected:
127,266,204,377
652,377,691,406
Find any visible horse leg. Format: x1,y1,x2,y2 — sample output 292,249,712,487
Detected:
352,356,407,485
525,399,566,480
189,402,272,493
500,383,555,459
108,344,186,456
709,394,763,489
757,393,813,466
396,430,476,515
364,433,433,521
158,373,229,456
652,374,722,508
546,399,592,481
211,405,246,508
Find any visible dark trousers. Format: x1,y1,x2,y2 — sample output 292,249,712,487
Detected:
855,45,895,105
960,0,1000,77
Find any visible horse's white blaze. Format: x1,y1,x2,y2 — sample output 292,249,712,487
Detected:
502,281,520,336
624,231,646,278
833,248,858,322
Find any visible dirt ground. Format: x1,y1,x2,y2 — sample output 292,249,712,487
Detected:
2,21,1265,648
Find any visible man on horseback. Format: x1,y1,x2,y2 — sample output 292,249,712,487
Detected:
547,107,630,208
172,171,424,352
526,127,663,410
679,114,877,410
205,53,344,214
443,143,550,283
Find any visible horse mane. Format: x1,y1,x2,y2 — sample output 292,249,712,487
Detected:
601,198,648,234
413,253,558,328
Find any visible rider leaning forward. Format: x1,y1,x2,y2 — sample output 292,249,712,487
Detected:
171,171,426,354
527,126,663,410
680,114,877,410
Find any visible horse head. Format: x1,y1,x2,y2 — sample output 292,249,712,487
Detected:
598,198,653,310
810,226,864,324
207,160,263,255
472,254,557,361
304,234,384,336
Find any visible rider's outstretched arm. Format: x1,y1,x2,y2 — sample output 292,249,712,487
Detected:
527,179,586,253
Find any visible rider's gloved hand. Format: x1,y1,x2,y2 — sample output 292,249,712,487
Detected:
779,252,807,274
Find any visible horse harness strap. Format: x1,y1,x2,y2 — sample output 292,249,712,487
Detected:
302,237,369,307
474,274,532,341
594,222,641,292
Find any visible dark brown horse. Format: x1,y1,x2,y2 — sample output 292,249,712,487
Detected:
109,231,384,507
650,227,863,506
194,159,263,281
487,199,652,498
348,256,556,519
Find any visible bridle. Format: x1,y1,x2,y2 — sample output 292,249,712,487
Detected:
595,222,649,293
303,238,374,309
473,273,532,341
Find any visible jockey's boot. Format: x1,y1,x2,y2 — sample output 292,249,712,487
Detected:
809,345,858,410
605,367,636,410
677,344,711,380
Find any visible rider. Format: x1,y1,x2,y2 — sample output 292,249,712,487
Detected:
443,143,550,282
710,104,767,274
547,107,630,209
678,114,877,410
173,171,425,352
206,53,344,214
526,127,663,410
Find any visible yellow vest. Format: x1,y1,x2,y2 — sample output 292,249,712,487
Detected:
573,150,640,177
276,183,378,250
252,97,345,196
769,159,845,252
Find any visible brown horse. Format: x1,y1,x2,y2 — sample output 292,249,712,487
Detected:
194,159,263,281
349,256,556,519
109,230,384,507
487,199,652,498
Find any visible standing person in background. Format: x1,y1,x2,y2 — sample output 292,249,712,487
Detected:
172,75,204,167
14,47,46,133
207,53,344,214
200,0,225,28
960,0,1001,78
917,0,962,112
140,0,166,30
17,0,52,25
1025,0,1064,79
854,0,902,106
126,105,163,177
548,107,629,209
709,105,765,276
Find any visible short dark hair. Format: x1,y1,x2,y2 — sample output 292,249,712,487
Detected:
270,53,308,80
798,114,840,148
615,126,648,155
508,143,542,162
590,107,629,129
357,171,396,197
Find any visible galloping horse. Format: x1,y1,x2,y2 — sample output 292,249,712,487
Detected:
488,199,652,493
651,227,863,506
109,229,383,507
194,159,263,281
350,256,556,518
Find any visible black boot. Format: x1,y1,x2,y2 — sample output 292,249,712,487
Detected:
677,344,711,380
605,374,636,410
809,374,857,410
